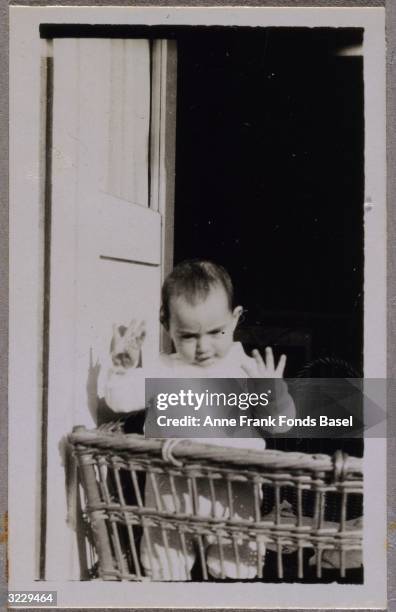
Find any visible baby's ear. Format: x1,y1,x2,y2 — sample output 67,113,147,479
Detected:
232,305,243,326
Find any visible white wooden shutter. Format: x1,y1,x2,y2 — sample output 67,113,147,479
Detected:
46,38,162,579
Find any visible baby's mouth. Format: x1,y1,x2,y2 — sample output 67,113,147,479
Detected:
195,356,215,366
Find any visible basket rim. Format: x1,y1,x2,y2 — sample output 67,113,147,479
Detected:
68,426,363,477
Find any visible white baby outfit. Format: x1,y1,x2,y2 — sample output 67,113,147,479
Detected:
105,342,291,580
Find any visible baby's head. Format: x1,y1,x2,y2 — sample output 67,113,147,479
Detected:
160,260,242,367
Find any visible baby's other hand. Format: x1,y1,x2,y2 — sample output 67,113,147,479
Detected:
110,319,146,368
242,347,286,378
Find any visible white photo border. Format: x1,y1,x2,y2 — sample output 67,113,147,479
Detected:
7,4,387,609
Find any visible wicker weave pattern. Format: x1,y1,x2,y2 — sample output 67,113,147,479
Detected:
69,427,363,582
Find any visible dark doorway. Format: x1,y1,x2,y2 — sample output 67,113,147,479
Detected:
173,27,364,379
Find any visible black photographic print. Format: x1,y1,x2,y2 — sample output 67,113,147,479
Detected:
8,6,386,610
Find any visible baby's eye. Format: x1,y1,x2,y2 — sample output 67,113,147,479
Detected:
210,329,224,336
180,334,196,340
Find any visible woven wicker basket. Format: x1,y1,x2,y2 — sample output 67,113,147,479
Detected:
69,426,363,582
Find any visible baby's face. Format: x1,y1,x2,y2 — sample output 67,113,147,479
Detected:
168,286,242,367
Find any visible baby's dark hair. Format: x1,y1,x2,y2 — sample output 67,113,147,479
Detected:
160,259,234,329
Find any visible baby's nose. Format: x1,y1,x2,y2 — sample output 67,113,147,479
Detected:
196,335,211,354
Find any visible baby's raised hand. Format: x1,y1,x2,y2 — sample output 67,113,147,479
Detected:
242,347,286,378
110,319,146,369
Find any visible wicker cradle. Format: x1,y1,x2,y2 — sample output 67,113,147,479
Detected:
69,426,363,582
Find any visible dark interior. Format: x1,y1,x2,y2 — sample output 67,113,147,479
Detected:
174,27,364,380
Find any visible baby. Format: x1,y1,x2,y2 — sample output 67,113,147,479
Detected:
105,260,296,580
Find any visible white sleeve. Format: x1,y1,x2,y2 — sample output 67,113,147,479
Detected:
105,367,147,414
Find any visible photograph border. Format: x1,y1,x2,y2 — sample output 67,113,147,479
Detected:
2,0,395,610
